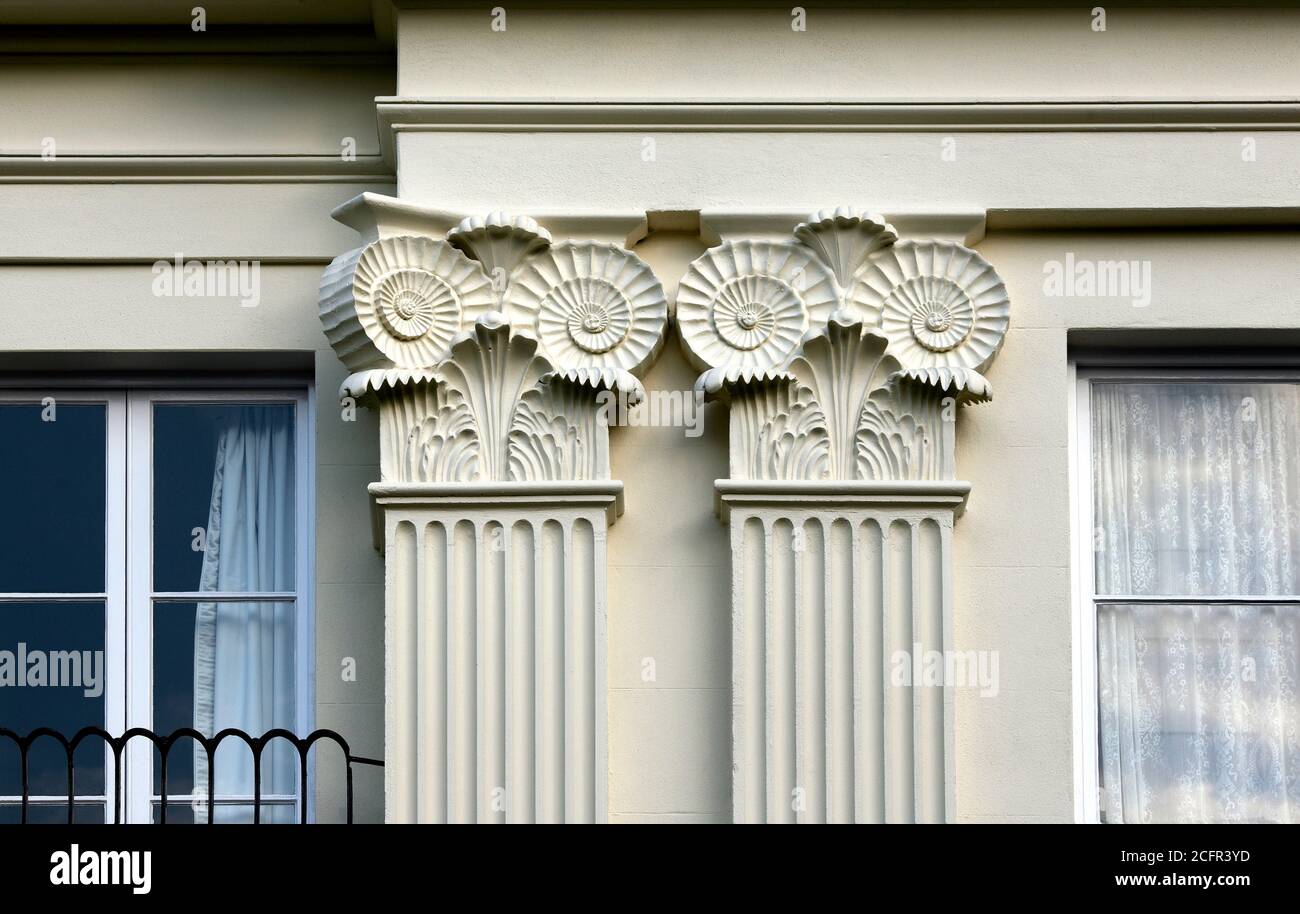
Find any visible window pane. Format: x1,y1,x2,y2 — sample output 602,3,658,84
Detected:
0,802,105,824
1097,602,1300,823
153,403,295,593
0,403,105,592
153,601,296,803
152,801,294,824
1093,381,1300,596
0,602,106,796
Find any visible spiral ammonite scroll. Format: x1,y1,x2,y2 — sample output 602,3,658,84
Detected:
350,235,498,368
676,240,839,374
505,241,668,377
850,240,1010,372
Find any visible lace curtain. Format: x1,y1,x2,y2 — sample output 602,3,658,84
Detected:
1093,382,1300,823
193,408,296,821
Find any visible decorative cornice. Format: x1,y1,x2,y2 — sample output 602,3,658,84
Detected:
0,154,394,184
686,207,1008,485
376,99,1300,164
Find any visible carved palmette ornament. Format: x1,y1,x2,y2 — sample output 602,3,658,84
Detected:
505,241,669,378
849,240,1010,372
677,241,839,374
792,207,898,288
320,235,497,370
447,212,553,304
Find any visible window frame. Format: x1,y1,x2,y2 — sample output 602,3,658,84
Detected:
0,381,315,824
0,389,126,819
1070,364,1300,823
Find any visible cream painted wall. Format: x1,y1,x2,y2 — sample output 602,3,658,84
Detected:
607,231,733,823
397,6,1300,102
3,2,1299,824
0,57,391,157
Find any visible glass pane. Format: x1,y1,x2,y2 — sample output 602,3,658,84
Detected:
152,801,294,824
153,403,295,593
0,602,106,796
0,403,105,592
0,802,105,824
1092,381,1300,596
1096,602,1300,823
153,601,296,803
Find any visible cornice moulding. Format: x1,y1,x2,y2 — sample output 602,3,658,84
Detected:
329,194,1300,247
0,154,394,184
376,98,1300,156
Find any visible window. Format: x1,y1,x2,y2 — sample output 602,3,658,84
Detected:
1073,369,1300,823
0,388,313,823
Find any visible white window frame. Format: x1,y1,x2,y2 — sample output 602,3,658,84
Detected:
1069,364,1300,823
0,390,126,822
0,382,315,824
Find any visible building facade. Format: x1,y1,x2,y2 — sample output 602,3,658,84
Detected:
2,1,1299,824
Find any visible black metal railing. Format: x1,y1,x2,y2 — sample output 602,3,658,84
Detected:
0,726,382,824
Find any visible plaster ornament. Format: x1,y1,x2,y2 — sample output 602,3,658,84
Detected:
676,240,838,374
792,207,899,288
702,312,985,483
320,235,497,371
506,241,669,377
786,314,903,479
447,212,553,302
849,240,1009,372
891,365,993,405
363,313,641,484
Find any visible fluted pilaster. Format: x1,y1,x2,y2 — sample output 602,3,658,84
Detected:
720,484,965,823
377,485,617,823
685,208,1009,824
318,195,669,824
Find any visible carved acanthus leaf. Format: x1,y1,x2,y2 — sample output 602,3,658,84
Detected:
786,314,903,479
360,313,634,483
892,365,993,404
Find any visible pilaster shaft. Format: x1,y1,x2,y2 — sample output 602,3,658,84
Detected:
377,485,617,823
720,484,965,823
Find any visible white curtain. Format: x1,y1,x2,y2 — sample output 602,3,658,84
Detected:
1094,382,1300,822
193,407,296,819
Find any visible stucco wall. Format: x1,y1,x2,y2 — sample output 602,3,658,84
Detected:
3,3,1299,824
